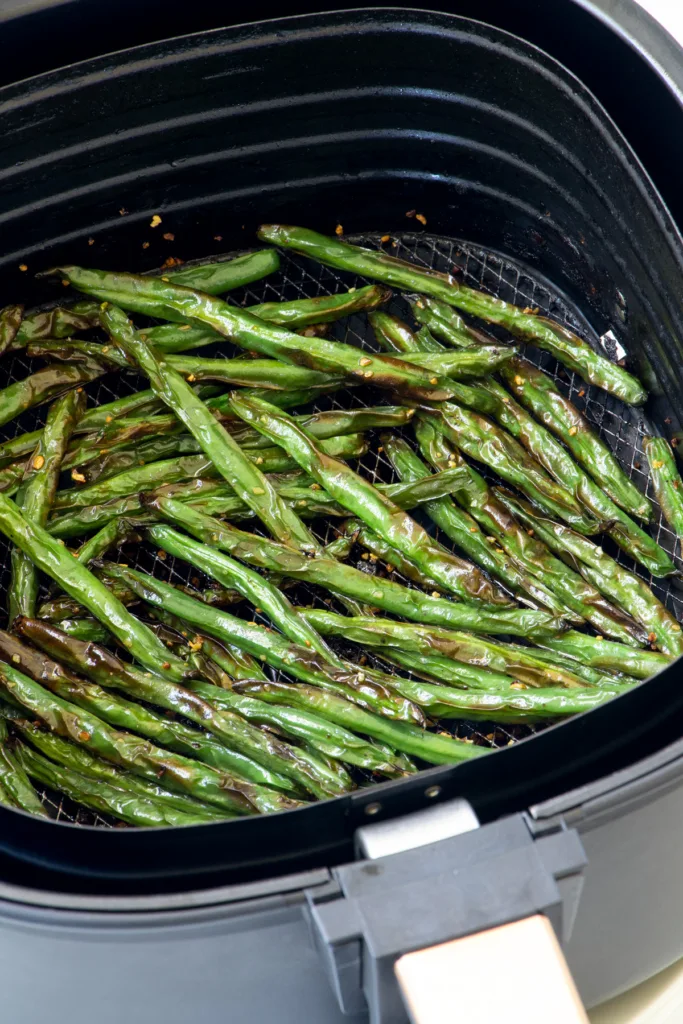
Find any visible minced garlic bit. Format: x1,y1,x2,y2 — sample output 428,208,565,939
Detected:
335,224,343,236
568,426,578,436
11,654,20,664
150,214,162,228
252,487,265,495
431,590,440,599
359,357,371,366
514,375,524,386
32,454,45,470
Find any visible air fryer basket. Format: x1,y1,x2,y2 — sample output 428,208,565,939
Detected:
0,7,682,892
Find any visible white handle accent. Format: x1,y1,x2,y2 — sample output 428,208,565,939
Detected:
395,913,588,1023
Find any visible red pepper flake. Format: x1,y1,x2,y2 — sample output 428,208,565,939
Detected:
161,256,183,269
163,232,175,241
335,223,343,236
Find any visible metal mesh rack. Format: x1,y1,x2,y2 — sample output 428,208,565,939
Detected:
0,231,678,825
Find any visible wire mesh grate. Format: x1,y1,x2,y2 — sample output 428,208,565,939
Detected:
0,231,678,825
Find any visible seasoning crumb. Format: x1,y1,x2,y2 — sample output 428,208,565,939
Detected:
405,209,416,219
431,590,440,599
11,654,20,664
648,632,657,643
142,241,150,249
119,208,128,216
160,275,170,282
568,426,578,436
163,232,175,241
415,213,427,226
527,529,534,536
252,487,265,495
162,662,171,670
87,238,95,246
652,459,665,470
105,415,113,423
18,264,28,272
32,455,45,470
578,389,585,398
71,470,86,483
381,234,391,243
157,550,167,560
514,375,524,386
161,256,183,269
335,223,343,236
364,370,373,378
150,214,162,228
361,553,369,561
634,461,641,469
78,731,90,742
359,357,372,366
213,235,223,242
62,279,70,287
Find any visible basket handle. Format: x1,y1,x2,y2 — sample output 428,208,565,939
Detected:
394,913,588,1023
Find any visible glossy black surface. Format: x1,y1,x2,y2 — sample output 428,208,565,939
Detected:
0,7,681,891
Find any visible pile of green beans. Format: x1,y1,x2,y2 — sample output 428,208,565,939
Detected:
0,231,675,826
